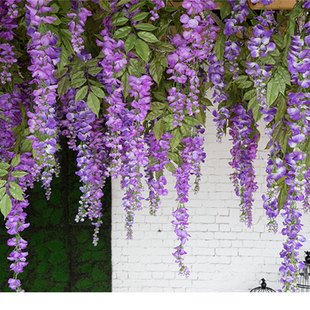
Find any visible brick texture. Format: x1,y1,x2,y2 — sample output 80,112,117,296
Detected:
111,111,310,292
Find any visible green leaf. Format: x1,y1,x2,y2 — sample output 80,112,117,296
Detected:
21,139,33,153
114,26,132,39
183,116,200,127
277,183,288,211
90,86,105,99
165,162,175,172
0,194,12,218
145,109,164,120
167,152,181,166
149,54,167,84
289,2,303,19
71,78,87,88
86,58,100,67
276,66,291,86
125,34,136,53
279,131,288,153
272,34,284,49
154,42,175,52
201,97,212,107
195,107,206,126
0,187,5,199
220,0,231,19
88,67,102,75
111,17,129,26
0,180,6,188
153,119,164,141
0,162,10,170
87,92,100,116
238,81,253,89
153,90,166,102
57,75,70,96
252,104,262,122
8,182,24,201
266,79,279,107
75,86,88,102
263,56,276,65
275,95,287,124
54,67,68,79
134,23,157,31
131,12,149,22
11,171,29,178
129,1,146,13
272,121,284,145
248,96,257,110
11,154,20,167
137,31,159,43
116,0,132,6
214,32,225,62
99,0,111,11
151,101,166,110
243,89,256,101
71,71,84,81
135,39,150,63
121,71,129,96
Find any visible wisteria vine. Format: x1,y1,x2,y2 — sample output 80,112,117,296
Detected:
0,0,309,293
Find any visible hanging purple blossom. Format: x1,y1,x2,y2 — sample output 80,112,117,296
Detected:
228,104,258,227
26,0,61,199
223,0,248,79
62,89,109,246
67,0,92,56
172,135,206,276
150,0,165,21
145,132,171,215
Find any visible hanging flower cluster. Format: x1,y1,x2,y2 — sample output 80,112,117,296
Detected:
228,104,258,227
172,134,206,276
246,11,276,111
223,0,248,79
62,88,108,246
0,0,20,41
26,0,61,199
145,132,171,215
0,0,310,293
67,0,92,56
150,0,165,21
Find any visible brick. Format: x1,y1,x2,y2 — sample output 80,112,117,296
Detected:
216,248,237,256
214,232,237,240
111,112,310,292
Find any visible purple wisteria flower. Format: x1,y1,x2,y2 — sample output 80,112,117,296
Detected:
166,0,215,275
0,0,20,41
287,28,310,89
0,86,38,292
62,89,109,246
67,0,92,56
228,104,258,227
209,54,229,141
224,0,248,79
246,11,276,111
119,74,153,239
145,132,171,215
172,135,206,276
278,18,310,290
26,0,61,199
150,0,165,21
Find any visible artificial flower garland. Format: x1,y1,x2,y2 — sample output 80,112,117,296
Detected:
0,0,309,293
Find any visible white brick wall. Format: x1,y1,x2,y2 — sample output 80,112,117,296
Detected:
111,111,310,292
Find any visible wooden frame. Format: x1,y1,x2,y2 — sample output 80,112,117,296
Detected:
171,0,296,10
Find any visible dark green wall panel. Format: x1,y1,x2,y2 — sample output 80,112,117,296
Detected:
0,142,111,292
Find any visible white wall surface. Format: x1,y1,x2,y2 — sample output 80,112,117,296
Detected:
111,112,310,292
